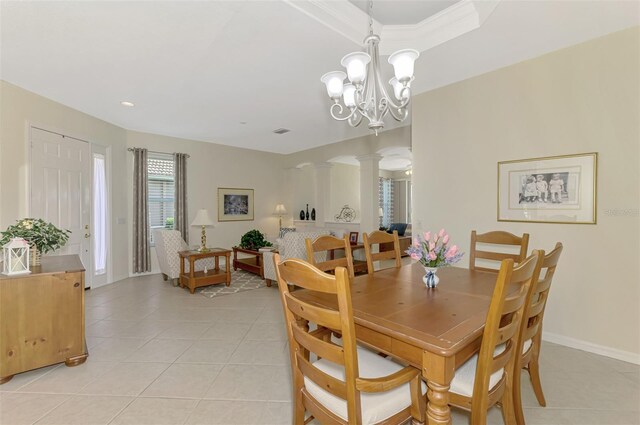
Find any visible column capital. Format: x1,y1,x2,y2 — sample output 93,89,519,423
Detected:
313,161,334,169
356,154,383,163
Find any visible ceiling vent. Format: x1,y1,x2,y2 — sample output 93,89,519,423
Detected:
273,128,291,135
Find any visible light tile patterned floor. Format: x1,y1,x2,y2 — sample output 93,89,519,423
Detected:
0,273,638,425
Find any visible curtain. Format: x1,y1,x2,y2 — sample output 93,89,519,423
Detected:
378,177,395,228
132,148,151,273
93,154,107,275
173,153,189,242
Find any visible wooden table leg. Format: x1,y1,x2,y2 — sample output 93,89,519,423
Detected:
0,375,14,384
189,257,196,294
225,252,231,286
215,255,220,272
423,351,455,425
179,256,185,288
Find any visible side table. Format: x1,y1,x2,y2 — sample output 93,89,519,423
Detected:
178,248,231,294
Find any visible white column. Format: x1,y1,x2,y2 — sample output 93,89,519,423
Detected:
357,154,382,235
313,162,333,227
284,167,300,228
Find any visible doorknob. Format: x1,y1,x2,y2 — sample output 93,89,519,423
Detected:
85,233,91,238
84,224,89,230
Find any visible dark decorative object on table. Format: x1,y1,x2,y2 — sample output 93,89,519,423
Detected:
299,210,305,220
305,204,310,220
239,229,272,251
334,205,356,222
311,208,316,221
379,226,388,231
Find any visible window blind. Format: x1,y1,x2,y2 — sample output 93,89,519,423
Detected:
147,153,175,242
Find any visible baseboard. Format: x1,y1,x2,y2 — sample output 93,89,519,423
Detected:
542,331,640,365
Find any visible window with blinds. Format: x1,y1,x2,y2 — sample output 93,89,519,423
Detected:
378,177,394,228
148,153,175,242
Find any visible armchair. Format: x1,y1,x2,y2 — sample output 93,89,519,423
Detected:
263,230,330,286
154,229,215,285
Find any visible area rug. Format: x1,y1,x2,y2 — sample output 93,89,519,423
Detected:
197,270,267,298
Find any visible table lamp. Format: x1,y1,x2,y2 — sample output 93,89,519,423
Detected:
273,204,287,229
191,209,214,252
378,207,384,217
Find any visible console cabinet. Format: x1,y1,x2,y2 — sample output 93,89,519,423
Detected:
0,255,87,384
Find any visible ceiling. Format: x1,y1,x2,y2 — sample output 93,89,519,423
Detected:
348,0,459,25
1,1,638,155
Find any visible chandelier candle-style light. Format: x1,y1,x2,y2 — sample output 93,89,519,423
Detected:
321,1,419,134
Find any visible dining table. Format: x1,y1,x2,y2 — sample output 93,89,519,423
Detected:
293,262,501,425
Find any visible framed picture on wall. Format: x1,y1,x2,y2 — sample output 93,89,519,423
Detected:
498,153,597,224
217,188,254,222
349,232,359,245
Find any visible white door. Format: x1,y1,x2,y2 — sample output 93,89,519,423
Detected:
31,127,92,287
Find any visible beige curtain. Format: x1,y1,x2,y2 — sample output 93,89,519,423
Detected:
132,148,151,273
174,153,189,242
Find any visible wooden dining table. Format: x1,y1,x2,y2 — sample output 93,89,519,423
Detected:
293,262,500,425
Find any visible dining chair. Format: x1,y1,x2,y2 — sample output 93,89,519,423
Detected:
273,254,426,425
305,234,355,278
447,251,542,425
363,230,402,275
513,243,563,425
469,230,530,272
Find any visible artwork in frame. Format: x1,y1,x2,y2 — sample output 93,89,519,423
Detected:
498,153,597,224
217,188,254,222
349,232,359,245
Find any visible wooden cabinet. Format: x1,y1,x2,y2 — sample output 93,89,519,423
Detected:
0,255,87,384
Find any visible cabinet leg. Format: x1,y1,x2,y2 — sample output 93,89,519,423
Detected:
0,375,14,385
65,352,88,367
266,279,272,287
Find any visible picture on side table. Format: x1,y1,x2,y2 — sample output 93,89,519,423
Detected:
498,152,597,224
218,188,254,221
349,232,359,245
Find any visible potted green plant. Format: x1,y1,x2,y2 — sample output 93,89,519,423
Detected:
239,229,272,251
0,218,71,265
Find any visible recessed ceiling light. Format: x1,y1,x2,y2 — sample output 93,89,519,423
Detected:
120,101,135,107
239,121,247,125
273,128,291,134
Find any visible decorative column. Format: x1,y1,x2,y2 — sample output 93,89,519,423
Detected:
313,162,333,227
357,154,382,235
283,167,300,228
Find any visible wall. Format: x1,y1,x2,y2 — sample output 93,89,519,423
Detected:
126,131,284,275
411,28,640,361
0,81,130,283
330,163,360,221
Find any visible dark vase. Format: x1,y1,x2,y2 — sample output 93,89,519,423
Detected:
305,204,309,220
311,208,316,221
299,210,305,220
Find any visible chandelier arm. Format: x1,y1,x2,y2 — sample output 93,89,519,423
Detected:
348,111,363,127
388,106,408,122
329,102,359,121
385,87,412,110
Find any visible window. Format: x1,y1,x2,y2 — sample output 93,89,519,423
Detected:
93,153,107,275
378,177,394,228
148,153,174,243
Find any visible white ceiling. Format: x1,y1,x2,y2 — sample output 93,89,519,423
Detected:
348,0,459,25
1,1,638,154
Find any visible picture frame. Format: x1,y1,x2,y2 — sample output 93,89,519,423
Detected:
349,232,359,245
217,188,254,222
498,153,597,224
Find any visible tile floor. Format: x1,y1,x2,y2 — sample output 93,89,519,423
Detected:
1,273,638,425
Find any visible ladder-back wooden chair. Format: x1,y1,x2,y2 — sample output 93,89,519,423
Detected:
469,230,530,272
273,254,426,425
363,230,402,275
305,235,355,278
447,251,542,425
513,243,563,425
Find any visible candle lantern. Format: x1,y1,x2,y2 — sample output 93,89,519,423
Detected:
2,237,31,275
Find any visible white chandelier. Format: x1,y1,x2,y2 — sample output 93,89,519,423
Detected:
320,1,419,135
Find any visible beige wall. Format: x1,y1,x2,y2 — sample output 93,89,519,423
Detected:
0,81,130,282
126,131,284,275
331,163,361,221
411,27,640,360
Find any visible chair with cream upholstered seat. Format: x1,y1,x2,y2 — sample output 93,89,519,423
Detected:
469,230,530,272
513,243,563,425
274,254,426,425
447,251,542,425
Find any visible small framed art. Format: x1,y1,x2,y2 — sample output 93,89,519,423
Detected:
497,153,597,224
218,188,254,222
349,232,359,245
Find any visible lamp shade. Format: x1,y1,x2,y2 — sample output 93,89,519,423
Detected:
191,209,214,227
273,204,287,215
388,49,419,83
378,207,384,217
320,71,347,99
343,84,356,108
389,77,413,101
341,52,371,85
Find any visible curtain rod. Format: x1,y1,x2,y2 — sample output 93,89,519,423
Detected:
127,147,190,158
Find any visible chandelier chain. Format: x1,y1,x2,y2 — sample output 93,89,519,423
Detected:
368,0,373,35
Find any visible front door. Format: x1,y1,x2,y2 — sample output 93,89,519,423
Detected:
30,127,92,287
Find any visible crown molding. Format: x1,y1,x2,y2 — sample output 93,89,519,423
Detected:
283,0,500,55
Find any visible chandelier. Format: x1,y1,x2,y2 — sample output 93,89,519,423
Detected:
320,1,419,135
